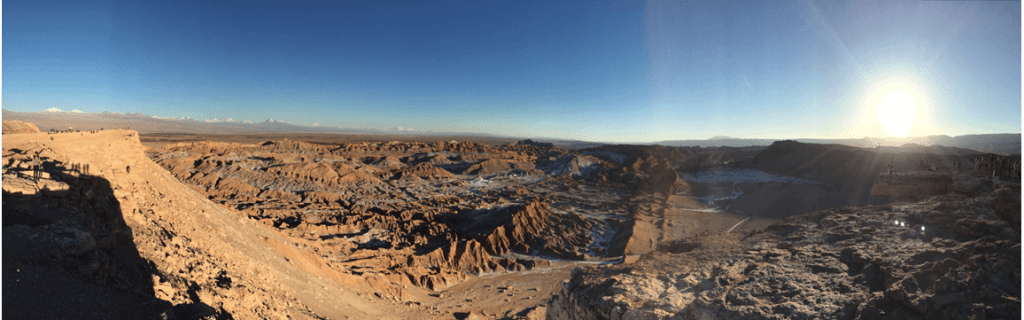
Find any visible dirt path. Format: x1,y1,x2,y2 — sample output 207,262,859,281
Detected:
661,188,749,245
725,210,750,232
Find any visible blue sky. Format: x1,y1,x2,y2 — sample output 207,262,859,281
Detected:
4,0,1020,142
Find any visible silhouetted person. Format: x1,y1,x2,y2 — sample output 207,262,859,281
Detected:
126,165,130,175
32,152,41,181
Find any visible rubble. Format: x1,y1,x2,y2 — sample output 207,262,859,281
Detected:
550,194,1021,320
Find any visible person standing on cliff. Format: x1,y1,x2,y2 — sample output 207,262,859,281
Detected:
886,162,894,182
32,152,41,181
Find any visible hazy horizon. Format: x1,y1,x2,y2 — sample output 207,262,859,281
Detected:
4,1,1021,143
6,107,1021,147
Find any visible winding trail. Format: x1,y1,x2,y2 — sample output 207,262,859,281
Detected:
722,187,750,233
676,185,751,233
726,209,750,233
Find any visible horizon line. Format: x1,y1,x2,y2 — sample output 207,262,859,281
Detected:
3,108,1020,145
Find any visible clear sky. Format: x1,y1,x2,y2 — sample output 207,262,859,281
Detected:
4,0,1021,142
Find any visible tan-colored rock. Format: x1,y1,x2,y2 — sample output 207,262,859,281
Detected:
2,120,40,134
465,158,535,175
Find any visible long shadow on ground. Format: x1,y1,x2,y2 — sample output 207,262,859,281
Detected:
2,153,230,319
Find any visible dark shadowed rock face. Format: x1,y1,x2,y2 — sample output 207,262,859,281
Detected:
870,171,994,202
988,184,1022,232
550,193,1021,320
2,149,183,319
871,172,957,202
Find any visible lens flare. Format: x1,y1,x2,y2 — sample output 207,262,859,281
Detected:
876,91,917,136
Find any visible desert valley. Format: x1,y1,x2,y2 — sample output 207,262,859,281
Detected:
5,1,1021,319
2,116,1020,319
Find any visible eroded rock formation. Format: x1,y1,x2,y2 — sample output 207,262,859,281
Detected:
550,193,1021,320
148,138,666,296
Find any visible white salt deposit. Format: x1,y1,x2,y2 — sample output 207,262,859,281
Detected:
682,187,744,213
683,168,815,184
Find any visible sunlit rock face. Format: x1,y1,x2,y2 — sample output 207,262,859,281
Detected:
149,139,658,294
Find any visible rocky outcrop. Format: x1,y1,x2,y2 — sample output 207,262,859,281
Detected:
149,139,644,299
3,131,320,319
600,149,682,195
372,155,406,168
479,201,605,260
2,120,41,134
214,176,262,200
411,240,501,289
337,170,383,185
464,158,536,176
987,184,1021,232
593,148,688,256
871,171,990,201
266,162,342,184
302,190,350,205
537,154,604,178
550,193,1021,320
395,163,455,180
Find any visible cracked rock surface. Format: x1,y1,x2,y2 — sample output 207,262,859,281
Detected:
551,193,1020,320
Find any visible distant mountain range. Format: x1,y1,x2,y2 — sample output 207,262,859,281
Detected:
653,134,1021,156
3,109,1019,155
3,109,331,134
1,109,497,137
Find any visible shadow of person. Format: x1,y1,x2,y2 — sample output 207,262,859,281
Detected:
3,157,228,319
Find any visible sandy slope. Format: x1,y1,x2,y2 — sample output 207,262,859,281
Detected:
2,120,41,134
3,130,407,319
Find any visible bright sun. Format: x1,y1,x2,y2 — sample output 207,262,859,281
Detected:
876,91,917,136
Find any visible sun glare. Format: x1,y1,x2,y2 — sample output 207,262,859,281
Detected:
876,91,917,136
